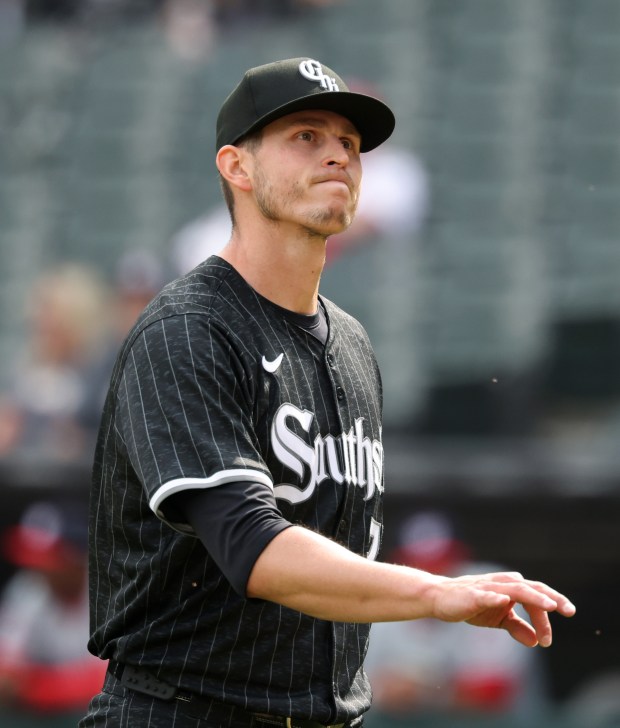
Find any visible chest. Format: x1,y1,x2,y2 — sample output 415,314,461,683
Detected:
250,328,384,546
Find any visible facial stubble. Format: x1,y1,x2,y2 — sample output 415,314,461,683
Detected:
253,162,358,238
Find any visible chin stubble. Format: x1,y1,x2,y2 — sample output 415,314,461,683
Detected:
253,164,356,235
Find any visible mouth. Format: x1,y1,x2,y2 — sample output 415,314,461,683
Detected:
315,175,353,194
321,180,350,192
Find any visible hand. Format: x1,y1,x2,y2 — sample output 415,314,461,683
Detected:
430,571,576,648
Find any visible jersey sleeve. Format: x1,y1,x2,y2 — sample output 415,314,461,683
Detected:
116,312,272,530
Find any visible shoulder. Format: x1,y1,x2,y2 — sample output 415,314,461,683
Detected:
139,256,238,324
108,258,254,382
122,257,254,346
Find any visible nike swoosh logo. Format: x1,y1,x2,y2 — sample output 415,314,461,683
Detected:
262,353,284,373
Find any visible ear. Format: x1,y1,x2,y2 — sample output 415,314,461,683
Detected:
216,145,253,192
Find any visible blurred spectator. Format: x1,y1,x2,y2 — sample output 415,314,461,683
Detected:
0,499,106,723
0,263,111,463
159,0,215,61
364,511,548,725
78,248,169,432
169,204,231,275
211,0,342,30
108,247,168,342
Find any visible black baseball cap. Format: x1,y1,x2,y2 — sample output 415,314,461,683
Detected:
216,57,395,153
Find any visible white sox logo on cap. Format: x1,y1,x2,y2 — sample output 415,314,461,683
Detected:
298,59,340,91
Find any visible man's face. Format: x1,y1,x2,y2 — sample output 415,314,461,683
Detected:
245,110,363,238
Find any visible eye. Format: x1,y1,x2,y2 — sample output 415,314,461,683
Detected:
341,137,360,153
298,131,314,142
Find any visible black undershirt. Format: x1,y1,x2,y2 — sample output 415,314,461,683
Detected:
268,296,329,345
171,483,292,597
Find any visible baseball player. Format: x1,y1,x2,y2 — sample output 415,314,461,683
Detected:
80,58,575,728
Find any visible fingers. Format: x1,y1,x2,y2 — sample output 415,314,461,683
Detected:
524,580,576,618
499,609,540,648
441,572,576,650
457,575,554,614
480,574,576,648
453,571,576,649
470,572,576,617
512,601,554,647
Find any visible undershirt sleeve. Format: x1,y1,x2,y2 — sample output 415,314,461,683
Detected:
168,482,293,598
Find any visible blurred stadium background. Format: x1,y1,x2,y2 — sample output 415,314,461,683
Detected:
0,0,619,726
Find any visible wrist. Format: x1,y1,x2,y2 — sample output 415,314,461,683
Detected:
400,567,449,620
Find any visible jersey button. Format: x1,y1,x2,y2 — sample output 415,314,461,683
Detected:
336,386,345,401
327,353,335,367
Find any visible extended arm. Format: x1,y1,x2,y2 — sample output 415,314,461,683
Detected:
172,485,575,648
246,525,576,648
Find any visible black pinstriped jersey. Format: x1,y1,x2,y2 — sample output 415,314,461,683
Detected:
87,256,385,725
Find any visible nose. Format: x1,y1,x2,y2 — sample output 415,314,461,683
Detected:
323,135,350,167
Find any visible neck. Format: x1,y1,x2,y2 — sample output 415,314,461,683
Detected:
219,218,327,315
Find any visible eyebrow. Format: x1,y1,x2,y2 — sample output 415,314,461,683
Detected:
288,116,361,138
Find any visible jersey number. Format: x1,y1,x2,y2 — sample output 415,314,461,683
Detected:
367,518,381,561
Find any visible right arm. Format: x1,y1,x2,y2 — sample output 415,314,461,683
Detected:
246,525,576,648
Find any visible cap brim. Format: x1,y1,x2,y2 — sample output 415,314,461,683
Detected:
232,91,395,153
